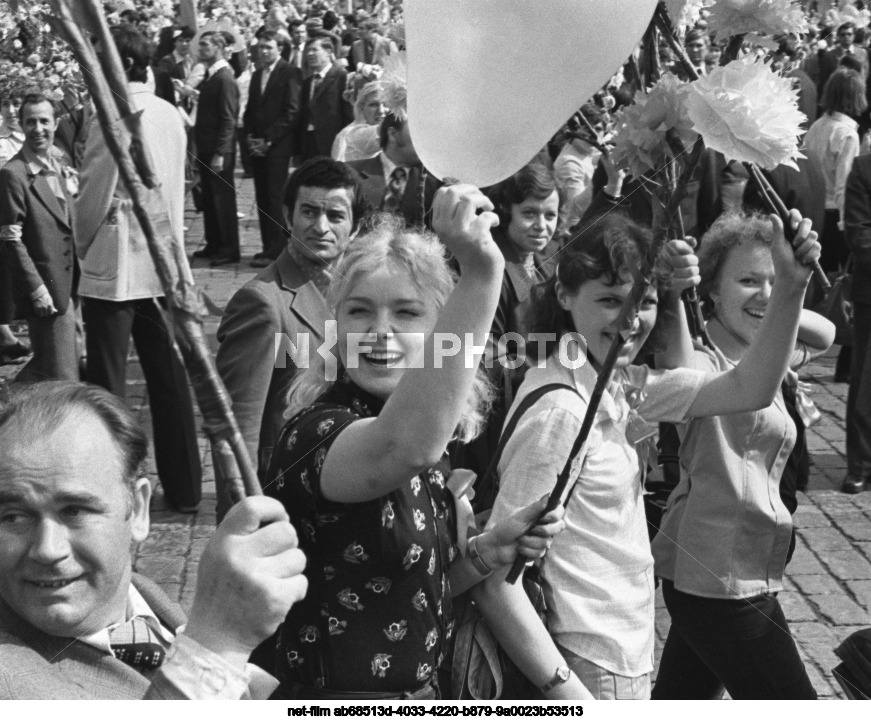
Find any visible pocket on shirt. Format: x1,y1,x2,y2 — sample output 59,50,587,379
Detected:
80,201,129,282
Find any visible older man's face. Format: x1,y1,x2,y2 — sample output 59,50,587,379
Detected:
0,410,150,638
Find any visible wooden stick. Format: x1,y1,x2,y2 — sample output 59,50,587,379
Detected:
48,0,261,503
505,135,704,584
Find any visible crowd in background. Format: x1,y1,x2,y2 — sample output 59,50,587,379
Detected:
0,0,869,704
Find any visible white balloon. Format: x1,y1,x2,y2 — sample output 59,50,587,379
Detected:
405,0,658,187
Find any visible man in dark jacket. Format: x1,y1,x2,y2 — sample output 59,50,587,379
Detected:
244,31,303,267
842,155,871,494
0,93,78,380
297,34,354,161
193,31,240,266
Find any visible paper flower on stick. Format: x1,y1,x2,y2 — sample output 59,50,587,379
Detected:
707,0,807,39
684,55,805,170
612,74,698,179
381,51,408,121
826,2,871,31
664,0,714,32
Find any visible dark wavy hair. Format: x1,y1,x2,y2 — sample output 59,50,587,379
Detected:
822,67,868,118
283,157,367,233
526,212,656,359
493,163,558,226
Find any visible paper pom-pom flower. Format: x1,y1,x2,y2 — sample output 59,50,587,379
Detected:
826,1,871,32
684,54,805,170
381,51,408,121
612,74,699,179
707,0,807,39
664,0,714,32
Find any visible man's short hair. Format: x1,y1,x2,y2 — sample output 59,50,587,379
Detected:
283,158,366,232
0,382,148,500
323,10,339,31
119,9,140,24
306,32,338,56
172,25,195,41
838,22,856,35
200,31,227,52
258,29,286,50
290,18,306,32
685,28,709,45
18,92,56,125
110,24,151,83
379,111,404,150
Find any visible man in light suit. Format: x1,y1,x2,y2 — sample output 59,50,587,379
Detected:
347,112,441,228
75,25,202,514
297,34,354,161
0,93,78,381
244,31,303,267
215,158,365,519
0,381,307,699
193,31,240,266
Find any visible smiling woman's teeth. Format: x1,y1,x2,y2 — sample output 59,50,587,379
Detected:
366,351,402,365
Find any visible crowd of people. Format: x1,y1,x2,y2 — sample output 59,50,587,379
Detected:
0,0,866,704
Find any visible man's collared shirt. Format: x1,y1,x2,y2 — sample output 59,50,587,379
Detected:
206,58,230,80
21,144,65,201
379,149,402,183
75,583,278,699
307,65,332,130
78,585,175,654
260,58,280,94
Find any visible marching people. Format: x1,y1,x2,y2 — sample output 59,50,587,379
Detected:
651,211,834,700
475,208,822,699
262,187,564,699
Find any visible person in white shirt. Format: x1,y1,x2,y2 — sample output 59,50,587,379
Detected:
805,67,867,272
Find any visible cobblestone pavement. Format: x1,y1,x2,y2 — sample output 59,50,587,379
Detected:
3,172,869,699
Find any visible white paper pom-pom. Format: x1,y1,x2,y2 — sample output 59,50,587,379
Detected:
664,0,714,32
381,51,408,121
684,55,805,170
612,74,699,179
707,0,807,39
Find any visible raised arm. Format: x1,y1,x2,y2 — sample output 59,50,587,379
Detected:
653,238,700,370
795,309,836,364
688,212,821,417
320,185,505,503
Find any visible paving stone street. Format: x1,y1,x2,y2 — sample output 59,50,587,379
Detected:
2,171,870,700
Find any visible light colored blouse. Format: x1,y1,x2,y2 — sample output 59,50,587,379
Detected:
804,111,860,221
651,343,796,599
489,349,704,677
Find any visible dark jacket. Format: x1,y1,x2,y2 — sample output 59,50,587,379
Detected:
844,153,871,304
347,152,442,229
297,64,354,159
0,149,77,316
243,59,303,158
194,64,239,157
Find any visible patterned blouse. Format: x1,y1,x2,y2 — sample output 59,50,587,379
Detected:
264,379,459,694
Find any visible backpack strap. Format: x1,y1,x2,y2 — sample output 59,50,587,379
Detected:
474,383,575,510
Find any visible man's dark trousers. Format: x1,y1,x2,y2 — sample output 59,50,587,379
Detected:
198,148,240,258
82,296,202,510
251,154,290,259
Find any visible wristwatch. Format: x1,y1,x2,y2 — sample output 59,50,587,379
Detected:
541,666,572,692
